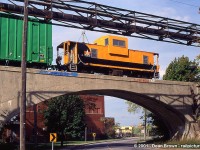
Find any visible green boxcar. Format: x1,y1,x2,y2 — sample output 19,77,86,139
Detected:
0,13,52,66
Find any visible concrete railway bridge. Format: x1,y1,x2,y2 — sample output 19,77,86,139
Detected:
0,66,199,139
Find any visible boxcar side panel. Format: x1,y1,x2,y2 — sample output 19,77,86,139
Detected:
30,21,40,62
8,18,16,60
39,23,45,63
47,24,53,64
0,16,9,59
0,13,52,66
16,19,23,61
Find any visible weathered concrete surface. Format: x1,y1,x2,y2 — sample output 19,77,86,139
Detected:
0,66,199,139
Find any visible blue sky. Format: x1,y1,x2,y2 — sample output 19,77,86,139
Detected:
2,0,200,126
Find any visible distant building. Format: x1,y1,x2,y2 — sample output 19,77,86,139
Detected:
115,126,134,137
25,102,48,142
81,95,106,140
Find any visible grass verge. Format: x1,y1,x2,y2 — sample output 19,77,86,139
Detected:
167,138,200,145
0,138,124,150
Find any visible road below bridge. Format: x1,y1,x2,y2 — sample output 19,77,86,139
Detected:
61,137,200,150
62,137,149,150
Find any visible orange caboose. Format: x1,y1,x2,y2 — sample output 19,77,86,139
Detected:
57,35,159,78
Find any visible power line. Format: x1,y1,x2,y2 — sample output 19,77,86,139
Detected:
167,0,199,8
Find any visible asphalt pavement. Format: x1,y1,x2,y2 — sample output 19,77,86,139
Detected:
60,137,152,150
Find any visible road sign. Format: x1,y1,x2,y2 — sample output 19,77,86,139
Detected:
92,133,96,141
50,133,57,142
92,133,96,137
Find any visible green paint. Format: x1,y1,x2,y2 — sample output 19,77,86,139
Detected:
0,13,52,65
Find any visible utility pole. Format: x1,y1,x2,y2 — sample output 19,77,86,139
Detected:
144,109,147,141
20,0,28,150
85,127,87,142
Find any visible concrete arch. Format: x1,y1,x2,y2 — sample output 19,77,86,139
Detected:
3,89,185,139
74,89,186,138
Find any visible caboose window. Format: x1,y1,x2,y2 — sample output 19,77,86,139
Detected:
113,39,125,47
91,49,97,58
119,40,125,47
113,39,118,46
105,38,109,46
143,55,148,64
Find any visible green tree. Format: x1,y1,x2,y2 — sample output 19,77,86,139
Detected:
196,54,200,62
125,101,168,139
126,101,142,114
163,55,199,82
133,127,141,136
164,55,200,121
125,101,148,139
101,117,115,139
114,122,121,129
147,113,170,139
195,55,200,81
43,95,85,146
